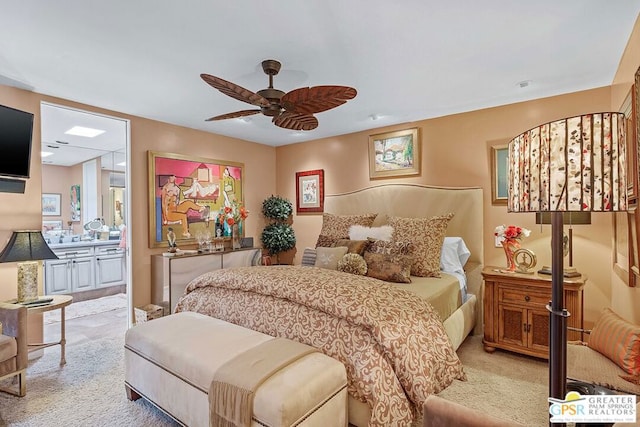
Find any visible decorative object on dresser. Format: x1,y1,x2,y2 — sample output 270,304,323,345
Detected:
368,127,420,179
295,169,324,213
513,248,537,274
0,231,58,302
147,151,245,248
482,267,585,359
493,224,531,273
260,195,296,264
508,112,627,407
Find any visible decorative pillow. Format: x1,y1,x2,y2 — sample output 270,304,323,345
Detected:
337,253,368,275
371,214,389,227
300,247,317,267
388,214,454,277
588,308,640,375
315,234,340,248
348,225,394,242
364,240,414,283
333,239,370,255
318,213,377,239
314,246,349,270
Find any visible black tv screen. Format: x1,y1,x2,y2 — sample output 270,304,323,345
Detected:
0,104,34,179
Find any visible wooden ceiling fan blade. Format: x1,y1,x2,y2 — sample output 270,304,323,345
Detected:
281,86,357,115
205,110,261,121
273,112,318,131
201,74,270,107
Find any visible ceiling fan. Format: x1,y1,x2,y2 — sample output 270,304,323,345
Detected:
201,59,357,131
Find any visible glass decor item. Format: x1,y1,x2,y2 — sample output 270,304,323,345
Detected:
232,224,241,250
501,239,520,272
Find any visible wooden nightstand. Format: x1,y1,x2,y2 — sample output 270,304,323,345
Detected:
482,266,586,359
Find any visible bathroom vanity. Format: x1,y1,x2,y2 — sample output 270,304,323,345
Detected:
44,240,125,295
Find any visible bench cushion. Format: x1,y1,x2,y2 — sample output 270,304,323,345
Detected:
125,312,347,426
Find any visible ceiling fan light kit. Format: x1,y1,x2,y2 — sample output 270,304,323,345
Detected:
201,59,357,131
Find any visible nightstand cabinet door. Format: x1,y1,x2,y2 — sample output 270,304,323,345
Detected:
498,305,526,348
528,308,551,353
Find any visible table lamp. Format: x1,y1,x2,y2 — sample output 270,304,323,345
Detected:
508,112,626,421
0,230,58,302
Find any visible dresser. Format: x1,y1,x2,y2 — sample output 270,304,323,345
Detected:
482,266,586,359
151,248,261,314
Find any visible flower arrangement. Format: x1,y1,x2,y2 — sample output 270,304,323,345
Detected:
494,224,531,242
218,200,249,227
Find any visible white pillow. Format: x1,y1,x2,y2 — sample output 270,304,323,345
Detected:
440,237,470,275
349,225,393,241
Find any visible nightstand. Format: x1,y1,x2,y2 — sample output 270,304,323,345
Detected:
482,266,586,359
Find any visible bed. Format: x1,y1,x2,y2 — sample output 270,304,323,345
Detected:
175,184,484,426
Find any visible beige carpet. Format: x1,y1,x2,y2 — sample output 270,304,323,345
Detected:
43,293,127,324
439,335,549,426
0,304,549,426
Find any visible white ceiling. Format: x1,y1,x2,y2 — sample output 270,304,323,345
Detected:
1,1,639,157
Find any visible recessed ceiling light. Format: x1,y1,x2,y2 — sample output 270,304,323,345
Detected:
516,80,532,89
41,151,54,158
64,126,105,137
370,114,381,121
117,161,126,167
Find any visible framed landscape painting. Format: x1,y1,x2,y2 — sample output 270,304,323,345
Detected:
147,151,245,248
42,193,61,216
368,128,420,179
296,169,324,213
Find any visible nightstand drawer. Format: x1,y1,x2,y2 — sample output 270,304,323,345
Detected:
499,287,549,307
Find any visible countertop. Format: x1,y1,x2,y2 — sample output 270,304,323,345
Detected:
47,240,122,250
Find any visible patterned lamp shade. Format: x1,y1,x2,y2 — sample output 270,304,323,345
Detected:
508,112,627,213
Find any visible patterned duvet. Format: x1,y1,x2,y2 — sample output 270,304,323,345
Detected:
174,265,466,426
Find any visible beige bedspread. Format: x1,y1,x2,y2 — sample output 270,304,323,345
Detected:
175,265,466,426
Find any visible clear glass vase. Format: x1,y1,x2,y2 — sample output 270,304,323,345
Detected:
232,223,241,250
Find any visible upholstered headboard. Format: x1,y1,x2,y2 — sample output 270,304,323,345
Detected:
324,184,484,265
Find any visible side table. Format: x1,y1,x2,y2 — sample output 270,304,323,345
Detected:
24,295,73,366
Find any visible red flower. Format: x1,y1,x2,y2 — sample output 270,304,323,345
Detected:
226,217,235,226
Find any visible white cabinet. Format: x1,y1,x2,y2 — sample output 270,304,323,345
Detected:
95,246,126,287
151,248,260,314
44,242,125,295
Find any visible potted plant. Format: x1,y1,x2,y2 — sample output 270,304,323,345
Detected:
260,195,296,264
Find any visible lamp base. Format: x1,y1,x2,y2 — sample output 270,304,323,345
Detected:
537,265,582,278
17,261,39,302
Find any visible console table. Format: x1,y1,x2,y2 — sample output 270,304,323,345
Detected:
151,248,261,314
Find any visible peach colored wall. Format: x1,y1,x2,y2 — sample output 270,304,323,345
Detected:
42,164,85,235
276,86,615,327
0,86,276,324
610,14,640,323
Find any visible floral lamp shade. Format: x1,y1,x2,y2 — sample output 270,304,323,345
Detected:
508,112,627,213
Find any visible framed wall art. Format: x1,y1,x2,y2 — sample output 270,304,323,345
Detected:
368,128,420,179
42,193,61,216
70,184,81,222
295,169,324,214
491,145,509,205
147,151,244,248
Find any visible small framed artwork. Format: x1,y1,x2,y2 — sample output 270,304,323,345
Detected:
491,145,509,205
42,220,63,232
42,193,61,216
368,128,420,179
296,169,324,214
70,184,81,222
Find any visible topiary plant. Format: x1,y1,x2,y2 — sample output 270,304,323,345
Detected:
261,195,293,221
260,195,296,263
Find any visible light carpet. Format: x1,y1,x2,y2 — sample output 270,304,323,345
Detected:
0,308,549,426
43,293,127,324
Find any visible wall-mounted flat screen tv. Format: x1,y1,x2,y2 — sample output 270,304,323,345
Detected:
0,104,34,179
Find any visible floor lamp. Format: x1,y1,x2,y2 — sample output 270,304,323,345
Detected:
508,112,627,425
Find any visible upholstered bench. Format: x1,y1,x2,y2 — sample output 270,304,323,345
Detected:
124,312,348,427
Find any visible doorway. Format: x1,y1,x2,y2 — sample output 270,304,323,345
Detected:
40,102,131,324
